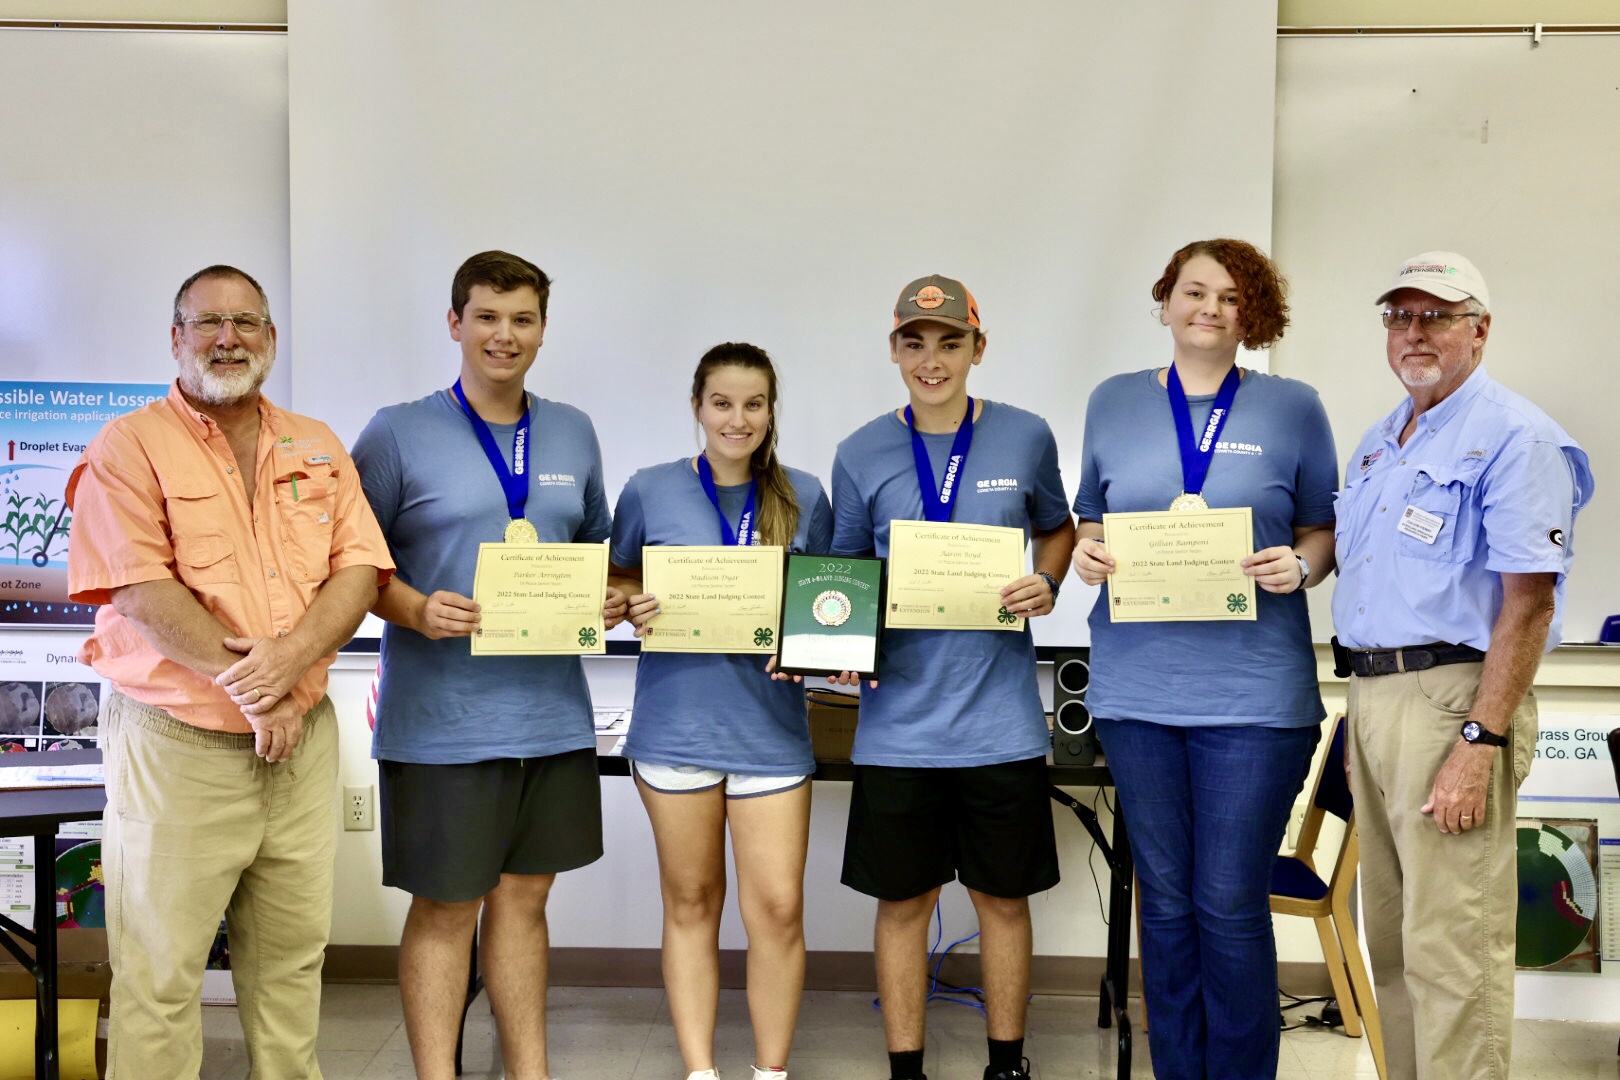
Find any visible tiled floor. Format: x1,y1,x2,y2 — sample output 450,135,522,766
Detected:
195,983,1617,1079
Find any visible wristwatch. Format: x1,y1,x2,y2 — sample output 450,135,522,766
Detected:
1036,570,1060,601
1460,720,1509,748
1294,553,1311,584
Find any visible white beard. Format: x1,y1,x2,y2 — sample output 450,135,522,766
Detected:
1394,356,1442,389
177,338,275,406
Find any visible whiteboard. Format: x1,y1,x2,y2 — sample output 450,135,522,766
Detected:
0,28,290,401
284,0,1281,649
1273,33,1617,643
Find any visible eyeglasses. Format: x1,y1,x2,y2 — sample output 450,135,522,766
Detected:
1381,310,1481,332
179,311,272,336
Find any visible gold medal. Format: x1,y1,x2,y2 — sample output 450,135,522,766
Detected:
1169,492,1209,512
504,517,540,544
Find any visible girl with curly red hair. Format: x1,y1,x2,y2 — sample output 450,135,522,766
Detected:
1070,239,1339,1078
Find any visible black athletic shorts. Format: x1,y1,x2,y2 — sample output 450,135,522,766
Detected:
379,747,603,903
841,755,1060,901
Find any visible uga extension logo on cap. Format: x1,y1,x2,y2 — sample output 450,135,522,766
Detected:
910,285,952,309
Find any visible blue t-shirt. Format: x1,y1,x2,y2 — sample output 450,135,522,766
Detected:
610,458,832,774
1333,365,1593,651
1073,369,1337,728
352,390,613,764
830,401,1071,767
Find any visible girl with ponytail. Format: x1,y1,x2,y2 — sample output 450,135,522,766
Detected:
607,342,833,1080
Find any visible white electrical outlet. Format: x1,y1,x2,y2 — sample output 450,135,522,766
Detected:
343,785,374,831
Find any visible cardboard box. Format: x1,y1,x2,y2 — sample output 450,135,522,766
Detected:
807,691,859,762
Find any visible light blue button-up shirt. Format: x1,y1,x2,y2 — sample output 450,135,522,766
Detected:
1333,366,1593,651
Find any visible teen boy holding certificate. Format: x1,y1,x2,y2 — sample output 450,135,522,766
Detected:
352,251,624,1080
828,276,1076,1080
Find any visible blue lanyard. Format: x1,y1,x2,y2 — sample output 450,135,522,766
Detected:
905,398,974,523
1166,366,1239,499
695,455,757,546
449,380,530,521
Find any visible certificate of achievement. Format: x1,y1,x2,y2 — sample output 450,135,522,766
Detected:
1102,507,1257,622
885,520,1027,631
777,554,884,678
471,543,609,655
641,546,785,654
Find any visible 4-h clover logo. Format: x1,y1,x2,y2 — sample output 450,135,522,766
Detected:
1225,593,1249,613
578,627,598,647
997,606,1019,625
521,629,529,638
754,627,774,647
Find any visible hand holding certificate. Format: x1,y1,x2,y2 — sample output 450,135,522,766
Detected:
641,545,785,653
1101,507,1257,622
471,543,610,655
885,520,1027,631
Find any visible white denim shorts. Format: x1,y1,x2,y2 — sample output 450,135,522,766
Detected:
632,761,810,799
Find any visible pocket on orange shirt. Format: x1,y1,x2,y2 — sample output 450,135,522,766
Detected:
173,533,240,586
276,465,337,584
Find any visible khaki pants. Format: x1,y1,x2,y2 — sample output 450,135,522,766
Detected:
1347,663,1536,1080
101,692,338,1080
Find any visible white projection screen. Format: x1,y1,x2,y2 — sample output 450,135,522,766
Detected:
287,1,1280,647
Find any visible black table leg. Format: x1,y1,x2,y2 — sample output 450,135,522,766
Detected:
456,925,483,1075
34,823,60,1080
1105,804,1132,1079
1048,786,1133,1080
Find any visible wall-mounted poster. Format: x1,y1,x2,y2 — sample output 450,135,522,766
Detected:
1,380,168,626
1518,817,1602,974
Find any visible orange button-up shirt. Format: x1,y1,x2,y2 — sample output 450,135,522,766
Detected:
67,382,394,732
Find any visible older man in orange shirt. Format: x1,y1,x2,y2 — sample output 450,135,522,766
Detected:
66,264,394,1079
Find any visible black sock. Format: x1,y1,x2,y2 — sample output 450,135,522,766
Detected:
988,1037,1024,1074
889,1048,925,1080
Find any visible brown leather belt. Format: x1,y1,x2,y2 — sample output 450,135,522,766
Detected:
1331,636,1485,679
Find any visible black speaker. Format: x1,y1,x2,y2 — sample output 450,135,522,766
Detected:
1052,647,1098,765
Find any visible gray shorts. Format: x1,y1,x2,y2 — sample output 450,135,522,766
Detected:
379,747,603,902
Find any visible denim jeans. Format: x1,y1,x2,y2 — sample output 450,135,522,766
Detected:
1096,717,1320,1080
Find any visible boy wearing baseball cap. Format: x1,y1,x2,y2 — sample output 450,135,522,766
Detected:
828,275,1076,1080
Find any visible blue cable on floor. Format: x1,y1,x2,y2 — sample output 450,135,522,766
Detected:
871,901,986,1014
927,901,986,1012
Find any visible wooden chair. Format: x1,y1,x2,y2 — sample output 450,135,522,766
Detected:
1270,715,1386,1080
1608,728,1620,1057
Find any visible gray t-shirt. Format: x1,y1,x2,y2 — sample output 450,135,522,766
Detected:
1073,369,1336,727
610,458,833,774
830,401,1071,767
353,389,612,764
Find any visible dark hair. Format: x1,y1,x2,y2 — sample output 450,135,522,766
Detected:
172,265,271,325
690,342,800,548
1151,239,1290,350
450,250,551,319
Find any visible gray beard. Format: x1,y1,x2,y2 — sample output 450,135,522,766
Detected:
178,343,275,406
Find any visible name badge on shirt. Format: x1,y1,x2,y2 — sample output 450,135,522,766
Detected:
307,454,333,465
1398,505,1445,545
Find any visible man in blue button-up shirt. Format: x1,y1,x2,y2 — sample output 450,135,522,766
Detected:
1334,252,1593,1080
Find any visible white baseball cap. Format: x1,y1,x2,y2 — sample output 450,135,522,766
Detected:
1374,251,1490,311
